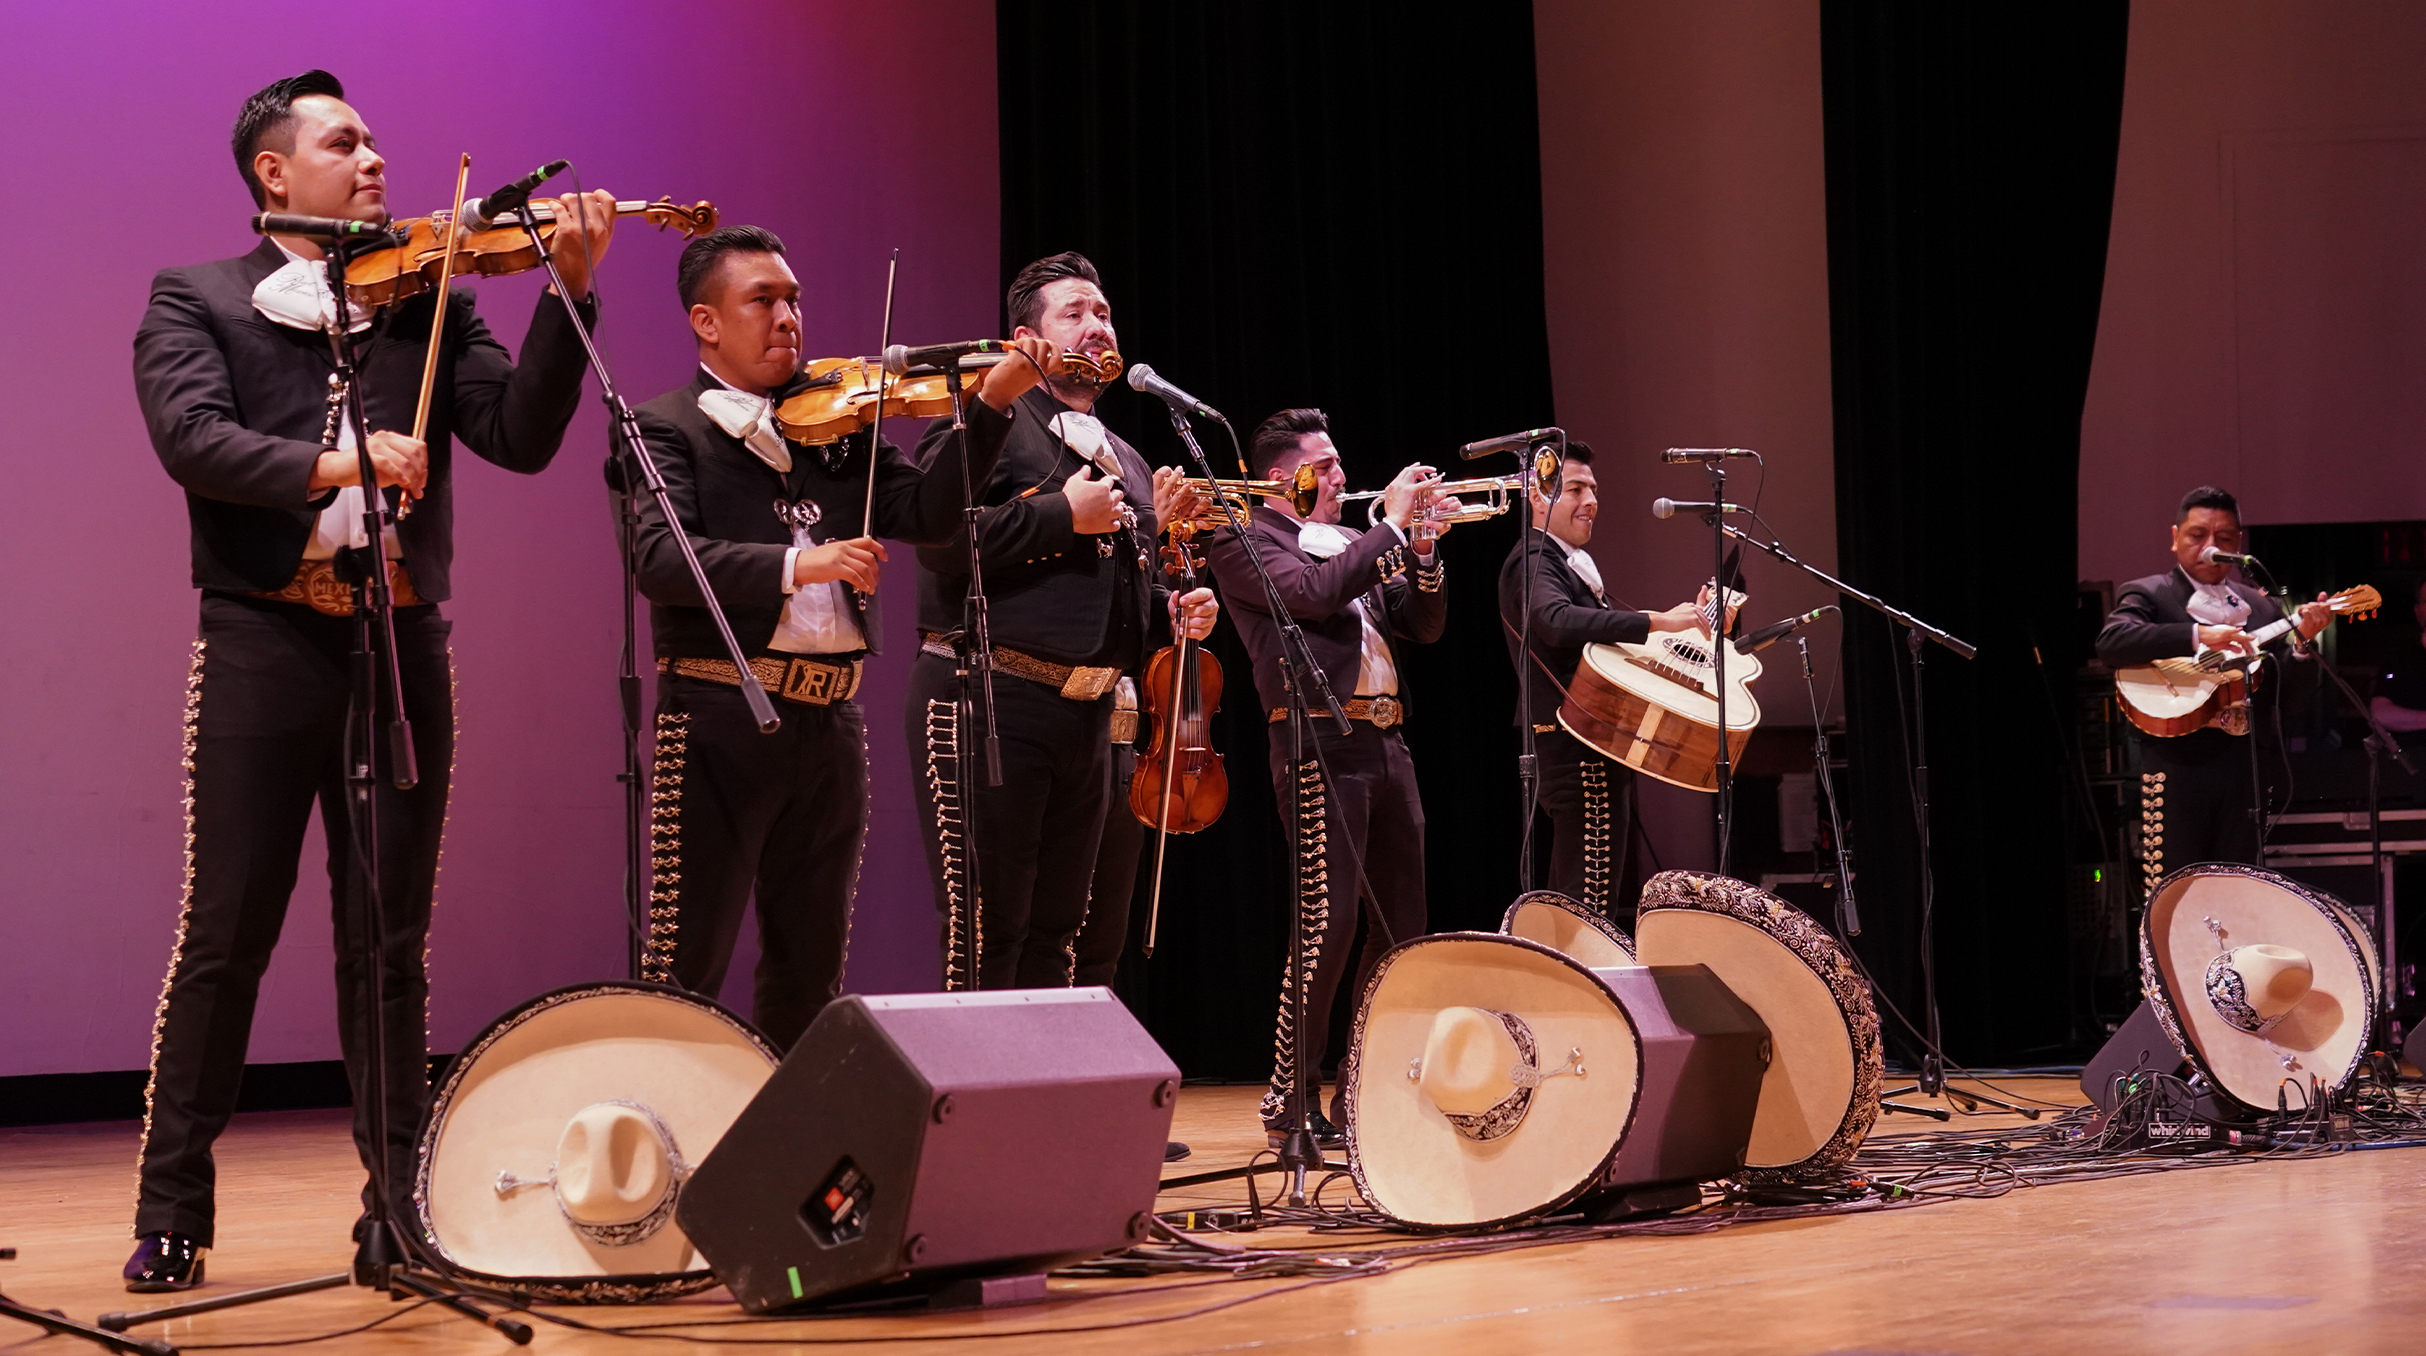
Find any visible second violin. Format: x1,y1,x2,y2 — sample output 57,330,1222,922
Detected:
774,347,1123,446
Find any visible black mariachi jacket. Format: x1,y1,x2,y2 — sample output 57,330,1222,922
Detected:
625,367,999,660
134,237,595,600
1206,504,1447,718
910,386,1170,670
1497,527,1650,729
2096,565,2300,734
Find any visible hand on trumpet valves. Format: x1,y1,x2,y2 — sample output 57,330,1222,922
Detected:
977,335,1060,412
1381,463,1442,533
1152,465,1207,532
1169,586,1220,641
795,536,888,594
1065,465,1128,535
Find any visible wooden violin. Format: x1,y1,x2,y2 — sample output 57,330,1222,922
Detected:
1130,525,1225,954
774,347,1124,446
343,196,719,309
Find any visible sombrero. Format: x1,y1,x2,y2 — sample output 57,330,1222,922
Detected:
1341,933,1643,1230
1501,891,1635,969
413,982,780,1301
1634,871,1882,1184
2139,863,2375,1114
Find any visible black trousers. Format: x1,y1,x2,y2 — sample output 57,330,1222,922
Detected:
647,674,867,1051
905,652,1111,990
1533,728,1633,913
1262,719,1428,1128
136,593,453,1245
1075,745,1143,989
2136,729,2261,894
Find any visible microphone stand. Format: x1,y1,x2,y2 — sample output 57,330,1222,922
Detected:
1793,634,1862,940
1706,462,1734,872
1511,433,1566,895
1700,521,2025,1113
1164,405,1352,1207
104,234,532,1345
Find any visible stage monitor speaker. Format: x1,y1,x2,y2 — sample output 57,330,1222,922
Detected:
1591,965,1769,1209
2080,999,2241,1122
676,988,1178,1312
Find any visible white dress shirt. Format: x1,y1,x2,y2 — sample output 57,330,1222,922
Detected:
700,366,867,655
1296,518,1404,697
253,240,400,562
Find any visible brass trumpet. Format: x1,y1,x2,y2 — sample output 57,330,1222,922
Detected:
1339,448,1562,529
1163,465,1321,529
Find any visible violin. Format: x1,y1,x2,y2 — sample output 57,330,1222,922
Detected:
342,197,719,309
1130,526,1227,958
774,347,1124,446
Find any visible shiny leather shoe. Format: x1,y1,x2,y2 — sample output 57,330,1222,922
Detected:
1263,1110,1346,1151
123,1231,207,1293
1164,1140,1193,1163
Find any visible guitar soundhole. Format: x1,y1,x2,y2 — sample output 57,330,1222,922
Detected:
1661,638,1713,669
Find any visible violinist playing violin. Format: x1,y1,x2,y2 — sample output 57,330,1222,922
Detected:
904,251,1217,994
1203,408,1448,1148
624,225,1040,1049
125,70,613,1292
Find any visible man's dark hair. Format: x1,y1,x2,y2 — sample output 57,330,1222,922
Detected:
1250,408,1332,477
1007,252,1103,331
1561,440,1594,467
2178,485,2239,523
678,225,788,310
233,70,346,208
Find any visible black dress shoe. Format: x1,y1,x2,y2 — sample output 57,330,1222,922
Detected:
1164,1140,1192,1163
1263,1110,1345,1151
123,1232,206,1293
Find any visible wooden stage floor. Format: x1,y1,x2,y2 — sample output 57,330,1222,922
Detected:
8,1078,2426,1355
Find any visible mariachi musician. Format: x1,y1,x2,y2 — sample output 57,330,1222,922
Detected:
623,225,1040,1050
126,71,612,1290
2096,486,2328,881
902,251,1217,992
1497,442,1708,911
1204,408,1446,1146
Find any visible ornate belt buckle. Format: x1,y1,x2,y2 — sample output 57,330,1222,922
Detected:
1368,695,1402,729
1061,665,1120,701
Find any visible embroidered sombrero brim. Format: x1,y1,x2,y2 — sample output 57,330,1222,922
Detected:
1502,891,1636,969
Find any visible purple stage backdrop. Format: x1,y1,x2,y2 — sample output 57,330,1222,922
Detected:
0,2,997,1078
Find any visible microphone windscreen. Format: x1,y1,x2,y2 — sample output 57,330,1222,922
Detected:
882,344,910,378
1651,497,1677,520
1124,362,1156,391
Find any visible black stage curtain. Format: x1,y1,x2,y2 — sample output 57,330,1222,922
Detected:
1819,5,2129,1062
996,2,1552,1078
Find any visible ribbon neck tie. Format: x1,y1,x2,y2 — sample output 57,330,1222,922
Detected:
698,389,793,474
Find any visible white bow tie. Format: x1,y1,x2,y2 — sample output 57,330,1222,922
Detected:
1560,539,1606,600
1298,520,1355,559
252,256,372,334
697,388,793,473
1050,410,1119,477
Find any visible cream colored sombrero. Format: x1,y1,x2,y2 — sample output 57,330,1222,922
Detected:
2139,863,2375,1114
1635,871,1882,1184
1501,891,1635,969
414,982,780,1301
1342,933,1643,1230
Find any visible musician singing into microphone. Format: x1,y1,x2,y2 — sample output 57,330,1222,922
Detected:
1497,443,1709,912
126,71,613,1290
2096,486,2328,880
624,227,1038,1049
1204,408,1446,1146
904,252,1217,992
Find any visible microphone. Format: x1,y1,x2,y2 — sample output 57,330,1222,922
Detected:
1735,605,1839,655
2199,545,2259,567
249,212,398,241
459,159,571,232
1461,427,1562,461
882,340,1006,376
1663,447,1758,463
1125,363,1221,419
1651,497,1748,519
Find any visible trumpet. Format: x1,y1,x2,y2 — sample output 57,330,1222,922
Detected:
1339,449,1562,529
1163,465,1321,530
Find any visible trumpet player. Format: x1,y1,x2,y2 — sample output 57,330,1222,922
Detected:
1204,407,1447,1147
1498,443,1710,913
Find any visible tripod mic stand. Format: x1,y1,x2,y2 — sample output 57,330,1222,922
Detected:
3,1248,173,1355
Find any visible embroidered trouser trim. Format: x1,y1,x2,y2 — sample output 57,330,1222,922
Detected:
2140,771,2167,902
1579,759,1613,911
644,714,691,986
921,699,979,993
1261,757,1335,1128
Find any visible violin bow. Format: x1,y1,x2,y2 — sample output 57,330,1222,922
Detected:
397,153,472,522
1141,532,1197,957
863,249,899,535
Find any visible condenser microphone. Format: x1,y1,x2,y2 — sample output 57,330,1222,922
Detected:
1460,427,1562,460
1651,497,1748,519
2199,545,2259,567
1126,363,1221,419
1662,447,1758,463
1735,605,1839,655
459,159,571,232
249,212,399,241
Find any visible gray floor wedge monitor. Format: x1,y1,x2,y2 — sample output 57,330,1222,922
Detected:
677,988,1179,1311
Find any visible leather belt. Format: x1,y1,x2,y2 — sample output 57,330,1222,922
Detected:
919,635,1122,701
248,558,422,616
660,654,862,706
1270,694,1403,730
